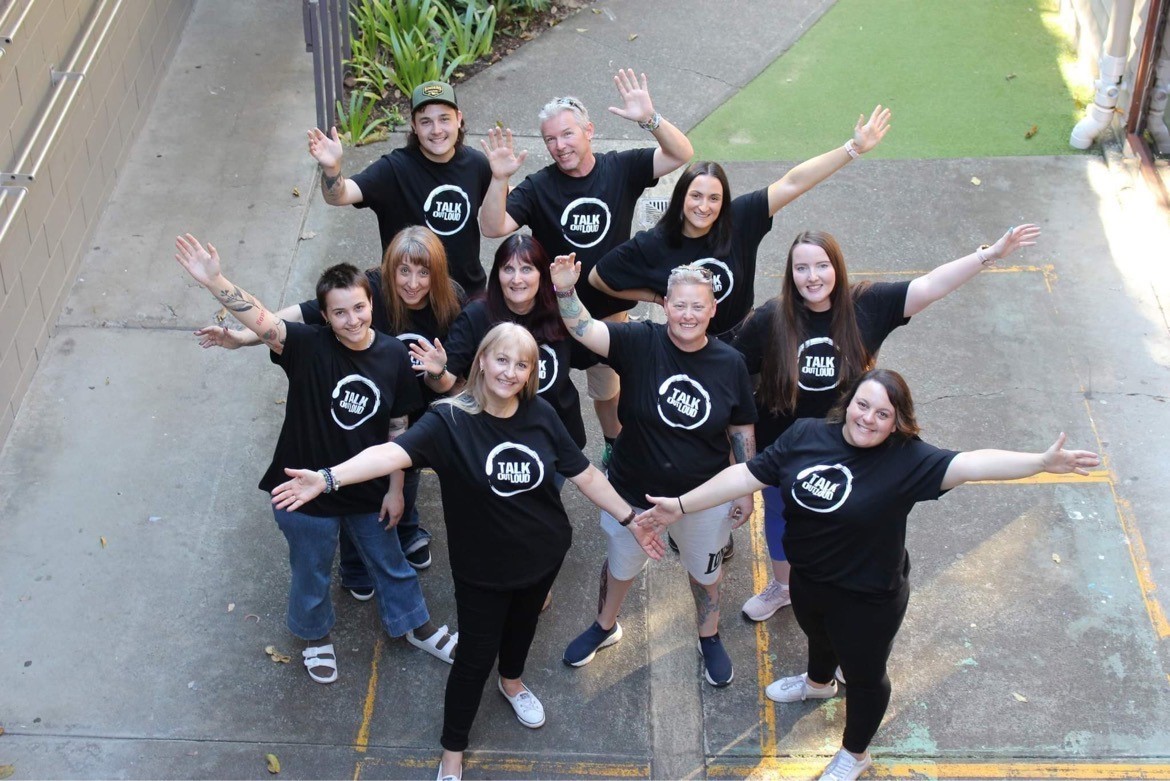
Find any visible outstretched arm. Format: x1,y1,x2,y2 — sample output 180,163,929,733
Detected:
478,127,525,237
570,465,666,560
635,463,767,531
607,68,693,178
195,304,305,349
175,234,287,354
767,104,891,216
271,441,415,511
587,267,661,304
903,224,1040,317
550,254,612,358
940,433,1100,491
308,127,364,206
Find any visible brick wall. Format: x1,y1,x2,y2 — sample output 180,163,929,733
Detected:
0,0,194,445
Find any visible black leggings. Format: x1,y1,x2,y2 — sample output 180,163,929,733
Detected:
441,564,561,752
789,569,910,754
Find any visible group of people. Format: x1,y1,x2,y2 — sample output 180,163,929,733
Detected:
178,70,1100,781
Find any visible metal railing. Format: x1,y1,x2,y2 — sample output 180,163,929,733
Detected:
0,0,123,246
303,0,350,132
0,0,36,57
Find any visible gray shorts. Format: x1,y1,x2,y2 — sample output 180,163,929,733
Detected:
602,502,732,586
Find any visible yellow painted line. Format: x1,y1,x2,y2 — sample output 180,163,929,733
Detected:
354,635,384,753
970,469,1112,485
361,755,649,778
749,491,777,753
352,758,363,781
710,759,1170,779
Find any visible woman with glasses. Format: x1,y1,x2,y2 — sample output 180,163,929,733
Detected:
732,225,1040,623
549,256,756,688
590,105,891,342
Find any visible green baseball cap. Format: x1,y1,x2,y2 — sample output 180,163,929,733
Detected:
411,81,459,111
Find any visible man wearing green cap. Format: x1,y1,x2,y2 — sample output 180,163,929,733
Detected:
307,81,492,293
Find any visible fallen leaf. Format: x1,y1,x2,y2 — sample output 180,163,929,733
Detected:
0,765,13,779
266,753,281,774
0,725,5,736
970,176,981,186
264,645,292,664
1012,692,1028,702
291,187,300,198
227,603,235,612
100,536,107,548
576,27,587,32
1025,124,1039,139
299,230,317,241
592,7,601,12
214,307,228,324
1005,73,1017,81
1052,553,1061,563
274,399,286,405
628,33,638,41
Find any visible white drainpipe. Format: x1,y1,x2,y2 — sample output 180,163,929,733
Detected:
1143,21,1170,150
1070,0,1139,149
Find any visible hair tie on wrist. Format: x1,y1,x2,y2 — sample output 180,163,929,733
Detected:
677,497,686,514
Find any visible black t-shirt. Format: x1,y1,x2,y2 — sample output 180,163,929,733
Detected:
604,321,757,505
444,300,588,447
395,399,590,589
350,145,492,293
299,269,467,420
734,281,911,450
747,418,957,595
507,148,657,318
594,188,773,336
258,323,423,516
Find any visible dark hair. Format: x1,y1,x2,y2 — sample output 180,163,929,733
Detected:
315,263,373,311
826,368,921,440
757,231,873,416
406,103,466,152
381,226,461,334
485,235,567,343
659,161,733,257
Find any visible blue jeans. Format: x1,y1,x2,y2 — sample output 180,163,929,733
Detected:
339,468,429,590
762,484,788,562
273,506,429,639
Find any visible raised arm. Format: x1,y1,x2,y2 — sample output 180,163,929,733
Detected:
550,254,612,358
607,68,693,178
634,463,767,531
767,104,891,216
175,234,287,354
308,127,364,206
271,441,415,511
587,267,661,304
569,464,666,560
195,303,305,349
940,433,1100,491
903,224,1040,317
478,127,525,237
410,337,458,394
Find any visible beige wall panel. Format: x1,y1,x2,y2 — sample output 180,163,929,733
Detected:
0,204,31,297
0,348,22,427
11,336,40,411
22,202,62,297
79,152,107,225
0,281,28,358
38,179,69,260
57,198,88,286
0,403,14,447
12,279,45,367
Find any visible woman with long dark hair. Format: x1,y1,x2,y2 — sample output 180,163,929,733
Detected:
635,368,1099,781
733,224,1040,622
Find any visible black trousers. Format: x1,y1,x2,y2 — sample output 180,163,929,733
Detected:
789,569,910,754
440,563,561,752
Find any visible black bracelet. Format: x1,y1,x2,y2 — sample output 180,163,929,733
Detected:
426,365,446,381
554,285,575,299
677,497,686,514
619,509,635,527
319,467,335,493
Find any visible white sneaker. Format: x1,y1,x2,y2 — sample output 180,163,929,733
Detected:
765,672,838,703
741,579,790,621
818,748,873,781
498,678,546,728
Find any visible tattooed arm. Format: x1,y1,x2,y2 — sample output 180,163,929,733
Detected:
548,253,612,359
175,233,288,354
307,127,364,205
381,415,410,529
726,423,757,529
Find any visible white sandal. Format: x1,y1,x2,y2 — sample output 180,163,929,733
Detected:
407,625,458,664
302,643,338,684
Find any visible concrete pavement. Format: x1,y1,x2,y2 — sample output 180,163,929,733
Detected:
2,0,1169,778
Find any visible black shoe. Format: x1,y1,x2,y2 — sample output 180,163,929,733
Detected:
668,534,679,554
405,541,432,570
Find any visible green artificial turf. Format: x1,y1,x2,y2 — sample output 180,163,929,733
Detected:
689,0,1092,160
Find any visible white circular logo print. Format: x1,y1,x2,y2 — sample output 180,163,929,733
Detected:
423,184,471,236
397,332,427,373
791,463,853,513
797,336,839,392
485,442,546,497
330,374,382,430
537,344,558,394
559,197,612,249
694,258,734,304
656,374,712,429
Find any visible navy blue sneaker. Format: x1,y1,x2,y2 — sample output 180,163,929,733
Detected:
698,633,733,687
563,621,623,667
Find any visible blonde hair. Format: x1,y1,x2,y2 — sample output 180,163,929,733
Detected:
538,96,590,128
666,264,716,299
434,323,540,414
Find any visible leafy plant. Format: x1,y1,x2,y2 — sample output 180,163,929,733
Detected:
436,1,497,60
336,91,391,146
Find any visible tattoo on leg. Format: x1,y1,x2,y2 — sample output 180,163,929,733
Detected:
597,557,609,616
690,578,720,629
